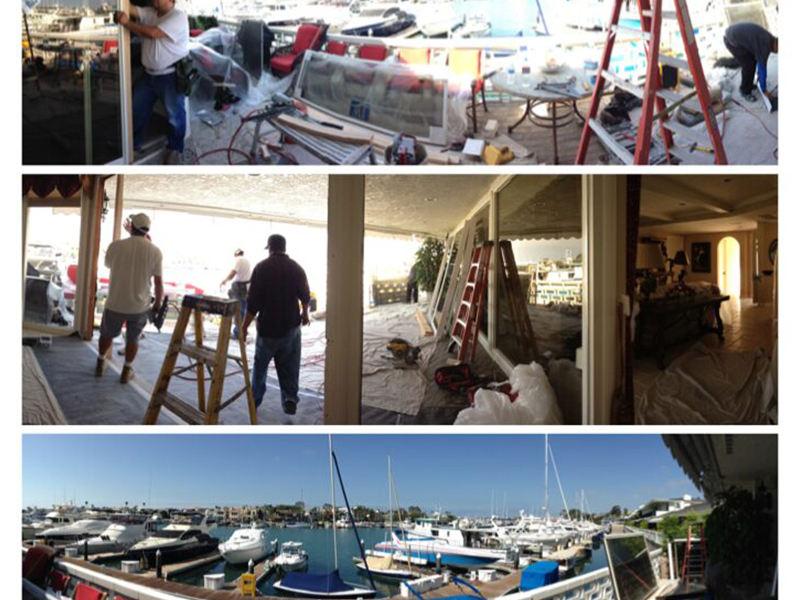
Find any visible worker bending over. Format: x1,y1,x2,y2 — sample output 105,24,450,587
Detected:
96,214,164,384
115,0,190,164
723,22,778,105
220,248,252,340
243,235,311,416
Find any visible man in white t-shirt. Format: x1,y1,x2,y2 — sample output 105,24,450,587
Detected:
96,213,164,384
115,0,189,164
221,249,252,340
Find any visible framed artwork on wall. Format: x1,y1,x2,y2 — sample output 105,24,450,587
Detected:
691,242,712,273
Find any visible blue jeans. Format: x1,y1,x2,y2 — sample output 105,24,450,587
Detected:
233,299,246,339
133,72,186,152
252,326,302,410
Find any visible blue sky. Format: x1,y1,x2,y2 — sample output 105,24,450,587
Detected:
23,435,698,514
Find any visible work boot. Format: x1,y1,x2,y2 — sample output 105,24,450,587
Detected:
741,91,757,103
95,358,105,377
282,397,298,416
120,365,134,384
163,149,183,165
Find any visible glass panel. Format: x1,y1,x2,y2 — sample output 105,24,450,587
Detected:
22,0,123,164
25,206,81,330
296,51,448,143
496,176,583,421
604,535,657,600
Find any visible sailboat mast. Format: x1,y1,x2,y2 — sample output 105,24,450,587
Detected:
329,435,338,568
544,434,549,521
388,456,393,534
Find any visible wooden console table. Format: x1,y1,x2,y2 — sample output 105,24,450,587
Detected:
635,294,730,369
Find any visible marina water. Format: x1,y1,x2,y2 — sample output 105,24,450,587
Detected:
139,527,609,596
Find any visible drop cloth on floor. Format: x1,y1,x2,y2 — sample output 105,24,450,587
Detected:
636,343,775,424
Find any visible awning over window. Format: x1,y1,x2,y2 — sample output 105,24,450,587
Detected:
498,176,582,241
23,175,84,199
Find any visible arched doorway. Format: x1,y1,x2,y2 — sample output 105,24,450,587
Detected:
717,236,741,296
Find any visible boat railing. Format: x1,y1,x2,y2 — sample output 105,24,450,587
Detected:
217,18,628,54
22,547,186,600
500,549,663,600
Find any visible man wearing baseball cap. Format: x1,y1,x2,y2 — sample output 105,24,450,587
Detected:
242,234,311,416
220,248,252,340
96,213,164,384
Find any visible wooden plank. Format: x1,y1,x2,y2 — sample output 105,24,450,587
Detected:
415,310,434,337
426,235,455,325
436,218,476,340
276,113,375,146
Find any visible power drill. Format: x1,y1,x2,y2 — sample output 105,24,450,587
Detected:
150,296,170,332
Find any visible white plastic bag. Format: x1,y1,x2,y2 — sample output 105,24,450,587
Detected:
454,362,563,425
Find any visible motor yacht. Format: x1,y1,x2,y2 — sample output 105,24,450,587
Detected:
66,518,156,555
36,518,112,543
125,514,219,566
219,524,278,565
274,541,309,571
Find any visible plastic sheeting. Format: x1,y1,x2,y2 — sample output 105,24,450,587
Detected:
189,27,293,108
454,361,563,425
636,343,776,425
295,50,469,144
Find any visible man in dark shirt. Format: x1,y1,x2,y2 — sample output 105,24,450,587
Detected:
243,234,311,415
723,22,778,104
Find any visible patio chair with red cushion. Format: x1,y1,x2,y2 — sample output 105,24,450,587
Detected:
390,47,433,93
325,41,347,56
357,45,387,62
270,23,328,77
73,582,108,600
47,571,71,594
447,48,488,133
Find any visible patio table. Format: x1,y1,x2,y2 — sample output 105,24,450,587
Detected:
490,64,598,164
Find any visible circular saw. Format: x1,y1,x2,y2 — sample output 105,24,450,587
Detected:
385,338,421,367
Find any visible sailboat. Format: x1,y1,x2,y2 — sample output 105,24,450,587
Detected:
273,436,377,599
354,456,420,581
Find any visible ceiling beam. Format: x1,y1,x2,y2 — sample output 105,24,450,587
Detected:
643,177,733,214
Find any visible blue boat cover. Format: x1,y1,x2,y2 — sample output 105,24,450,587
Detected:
520,561,559,591
281,570,355,594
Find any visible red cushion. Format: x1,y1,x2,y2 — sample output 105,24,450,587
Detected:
293,25,322,53
270,54,298,75
74,583,107,600
48,571,70,593
358,45,387,61
326,41,347,56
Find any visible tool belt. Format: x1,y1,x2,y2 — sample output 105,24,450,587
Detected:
174,55,200,96
229,281,249,301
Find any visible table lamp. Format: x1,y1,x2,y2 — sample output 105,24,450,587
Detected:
637,243,664,298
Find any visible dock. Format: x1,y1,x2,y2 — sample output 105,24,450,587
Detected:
225,557,278,591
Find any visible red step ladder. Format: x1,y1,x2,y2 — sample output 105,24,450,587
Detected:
449,243,493,363
576,0,727,165
680,525,707,588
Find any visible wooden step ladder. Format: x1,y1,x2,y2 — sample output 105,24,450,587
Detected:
680,525,707,587
576,0,727,165
498,241,539,361
142,294,258,425
449,243,492,363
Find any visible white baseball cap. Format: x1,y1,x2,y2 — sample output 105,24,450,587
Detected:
131,213,151,232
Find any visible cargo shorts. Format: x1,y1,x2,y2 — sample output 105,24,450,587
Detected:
100,309,149,345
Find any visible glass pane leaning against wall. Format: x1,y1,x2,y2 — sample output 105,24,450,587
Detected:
22,0,123,164
496,175,583,424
